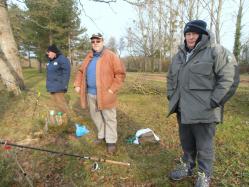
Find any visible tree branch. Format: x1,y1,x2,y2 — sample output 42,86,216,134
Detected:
78,0,103,34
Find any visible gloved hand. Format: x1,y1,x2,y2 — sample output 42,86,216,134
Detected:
210,99,219,108
167,95,171,100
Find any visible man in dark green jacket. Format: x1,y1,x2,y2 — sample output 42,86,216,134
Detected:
167,20,239,187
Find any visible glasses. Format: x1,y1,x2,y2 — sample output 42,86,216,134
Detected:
91,40,101,44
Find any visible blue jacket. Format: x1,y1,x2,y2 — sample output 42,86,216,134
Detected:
46,54,71,93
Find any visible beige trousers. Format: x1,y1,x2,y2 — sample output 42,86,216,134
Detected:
87,94,117,144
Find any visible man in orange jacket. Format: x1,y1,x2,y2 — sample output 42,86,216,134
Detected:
74,33,126,154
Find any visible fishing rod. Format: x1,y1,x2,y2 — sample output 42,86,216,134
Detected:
0,140,131,167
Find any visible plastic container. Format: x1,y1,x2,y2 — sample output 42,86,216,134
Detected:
49,110,56,125
56,112,63,125
75,124,89,137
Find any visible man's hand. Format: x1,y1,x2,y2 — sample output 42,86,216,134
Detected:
210,99,219,108
75,87,80,93
108,89,114,94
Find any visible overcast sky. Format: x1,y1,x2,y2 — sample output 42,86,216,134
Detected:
80,0,249,52
13,0,249,52
80,1,134,44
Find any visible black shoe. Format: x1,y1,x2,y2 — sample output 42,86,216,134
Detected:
93,138,104,145
195,172,210,187
107,143,116,154
169,159,193,181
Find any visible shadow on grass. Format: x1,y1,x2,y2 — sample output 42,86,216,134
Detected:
0,89,21,124
69,96,192,186
116,109,194,186
0,95,199,186
68,94,195,186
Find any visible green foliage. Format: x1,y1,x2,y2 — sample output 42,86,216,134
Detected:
8,0,88,65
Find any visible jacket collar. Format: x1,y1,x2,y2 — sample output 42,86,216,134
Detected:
89,46,106,58
49,53,61,61
179,34,211,55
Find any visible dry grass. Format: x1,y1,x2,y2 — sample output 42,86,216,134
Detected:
0,70,248,186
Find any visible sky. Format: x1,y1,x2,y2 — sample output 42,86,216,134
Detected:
219,0,249,51
80,1,135,44
80,0,249,52
12,0,249,52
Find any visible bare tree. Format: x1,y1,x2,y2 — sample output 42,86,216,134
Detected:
157,0,163,72
241,40,249,64
199,0,224,43
117,37,125,57
187,0,195,20
0,0,25,95
106,36,118,53
181,0,202,21
168,0,175,61
215,0,223,44
209,0,214,32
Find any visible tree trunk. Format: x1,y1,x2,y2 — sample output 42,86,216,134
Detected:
215,0,222,44
169,0,174,62
158,0,163,72
233,0,244,62
28,50,32,68
188,0,194,20
68,33,73,65
195,0,200,19
209,0,214,32
0,0,25,94
0,52,21,94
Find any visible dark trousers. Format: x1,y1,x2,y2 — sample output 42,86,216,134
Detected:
177,114,216,176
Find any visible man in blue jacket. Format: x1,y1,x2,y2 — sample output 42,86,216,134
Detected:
46,44,71,115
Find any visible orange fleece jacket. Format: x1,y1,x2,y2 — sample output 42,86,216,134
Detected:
74,48,126,110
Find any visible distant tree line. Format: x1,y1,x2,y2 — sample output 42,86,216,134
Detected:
123,0,249,72
0,0,248,95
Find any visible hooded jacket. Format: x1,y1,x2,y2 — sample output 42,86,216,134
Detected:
167,34,240,124
74,48,126,110
46,54,71,93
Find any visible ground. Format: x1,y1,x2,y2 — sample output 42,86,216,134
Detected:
0,68,248,186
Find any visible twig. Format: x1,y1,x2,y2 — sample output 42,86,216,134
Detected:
11,150,34,187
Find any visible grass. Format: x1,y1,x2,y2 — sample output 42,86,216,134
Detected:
0,69,248,186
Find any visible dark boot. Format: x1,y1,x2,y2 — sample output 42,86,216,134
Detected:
93,138,104,145
169,159,193,181
195,172,210,187
107,143,116,154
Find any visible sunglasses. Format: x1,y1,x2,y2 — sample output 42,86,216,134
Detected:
91,40,101,44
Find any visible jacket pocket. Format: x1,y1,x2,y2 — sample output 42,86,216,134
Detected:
188,89,212,109
103,90,117,106
171,71,178,90
167,67,179,100
168,62,181,89
189,62,214,90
